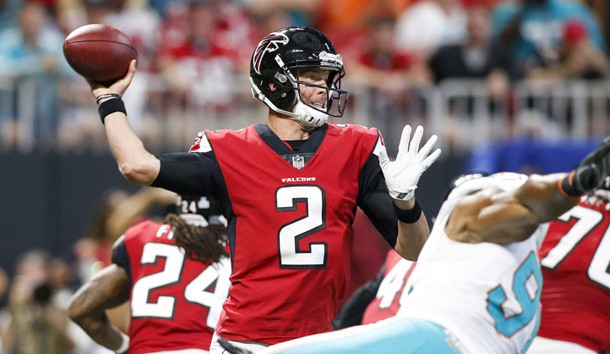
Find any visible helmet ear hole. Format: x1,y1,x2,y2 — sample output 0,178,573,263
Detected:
258,75,297,111
268,86,296,110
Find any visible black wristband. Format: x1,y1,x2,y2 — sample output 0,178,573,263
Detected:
98,98,126,124
559,172,581,198
394,200,422,224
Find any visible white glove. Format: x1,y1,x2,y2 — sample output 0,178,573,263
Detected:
379,125,441,201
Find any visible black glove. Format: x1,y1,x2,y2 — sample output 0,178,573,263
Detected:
218,338,254,354
574,137,610,193
564,138,610,197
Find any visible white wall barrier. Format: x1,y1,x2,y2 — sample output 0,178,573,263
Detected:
1,75,609,153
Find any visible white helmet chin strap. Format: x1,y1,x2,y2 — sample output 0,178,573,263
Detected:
292,101,328,128
249,77,328,129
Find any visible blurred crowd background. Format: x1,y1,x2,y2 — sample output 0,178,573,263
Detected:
1,0,610,352
1,0,609,153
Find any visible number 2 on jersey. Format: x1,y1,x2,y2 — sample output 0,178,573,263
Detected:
131,243,230,328
276,185,327,268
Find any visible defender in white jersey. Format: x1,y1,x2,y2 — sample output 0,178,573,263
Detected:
219,138,610,354
397,172,546,354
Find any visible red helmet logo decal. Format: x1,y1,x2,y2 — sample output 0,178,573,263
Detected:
252,32,289,75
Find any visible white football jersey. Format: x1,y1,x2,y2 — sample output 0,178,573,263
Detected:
397,173,545,354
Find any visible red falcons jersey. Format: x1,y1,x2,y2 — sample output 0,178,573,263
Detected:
538,196,610,353
113,220,231,353
192,124,382,344
362,251,415,325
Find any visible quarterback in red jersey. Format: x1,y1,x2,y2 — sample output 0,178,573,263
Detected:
529,184,610,354
68,195,229,354
190,122,429,350
85,25,440,352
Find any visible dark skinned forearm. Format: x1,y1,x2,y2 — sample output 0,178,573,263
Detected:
68,265,131,351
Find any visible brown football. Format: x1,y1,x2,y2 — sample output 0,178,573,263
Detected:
63,24,137,85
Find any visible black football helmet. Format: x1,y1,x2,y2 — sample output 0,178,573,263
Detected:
249,26,348,129
175,195,226,227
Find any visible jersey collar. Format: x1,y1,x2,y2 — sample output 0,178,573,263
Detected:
254,124,327,155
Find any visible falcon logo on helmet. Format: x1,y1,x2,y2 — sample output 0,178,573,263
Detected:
252,32,289,75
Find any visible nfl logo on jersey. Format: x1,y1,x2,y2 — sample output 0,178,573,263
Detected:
292,155,305,169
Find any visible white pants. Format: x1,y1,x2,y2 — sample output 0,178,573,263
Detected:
148,350,209,354
254,317,466,354
527,336,596,354
209,332,269,354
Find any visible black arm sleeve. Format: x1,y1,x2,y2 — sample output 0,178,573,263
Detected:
332,264,385,330
357,153,398,247
111,237,131,284
152,152,225,198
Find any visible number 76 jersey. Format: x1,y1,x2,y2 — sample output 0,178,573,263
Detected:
537,197,610,353
112,220,231,353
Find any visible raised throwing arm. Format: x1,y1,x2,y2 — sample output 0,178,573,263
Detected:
89,60,160,185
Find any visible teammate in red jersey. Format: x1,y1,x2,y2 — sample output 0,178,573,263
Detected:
332,250,415,329
361,251,415,325
529,179,610,354
84,26,441,352
68,195,230,354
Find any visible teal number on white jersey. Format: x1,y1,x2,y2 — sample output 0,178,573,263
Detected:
486,252,542,337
